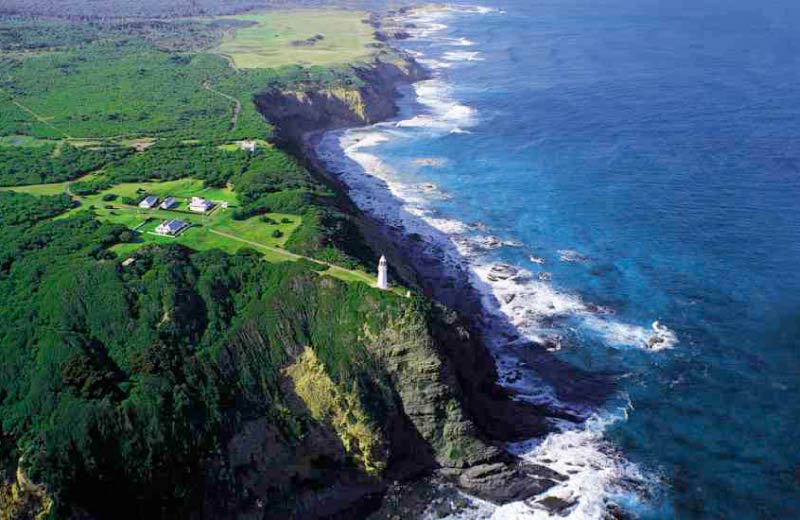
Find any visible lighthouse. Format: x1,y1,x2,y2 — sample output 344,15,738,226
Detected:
377,255,389,290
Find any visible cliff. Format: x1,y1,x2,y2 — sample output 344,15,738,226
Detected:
252,54,561,516
254,56,427,147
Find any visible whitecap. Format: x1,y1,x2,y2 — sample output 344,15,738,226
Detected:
442,37,476,47
558,249,590,263
582,316,679,351
443,50,484,62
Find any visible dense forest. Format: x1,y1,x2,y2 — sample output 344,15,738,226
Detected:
0,189,409,518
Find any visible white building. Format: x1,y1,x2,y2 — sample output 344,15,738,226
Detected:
160,197,178,210
240,140,257,152
189,197,215,213
138,195,159,209
155,219,188,236
376,255,389,290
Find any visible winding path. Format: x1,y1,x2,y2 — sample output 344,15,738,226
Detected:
201,80,241,131
208,229,380,286
0,86,71,138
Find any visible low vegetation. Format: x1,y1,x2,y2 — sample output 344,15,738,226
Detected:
214,10,377,69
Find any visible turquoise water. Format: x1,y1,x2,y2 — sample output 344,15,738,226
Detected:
321,1,800,517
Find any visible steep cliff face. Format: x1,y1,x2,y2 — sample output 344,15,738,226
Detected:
0,463,52,520
254,57,427,147
197,274,519,520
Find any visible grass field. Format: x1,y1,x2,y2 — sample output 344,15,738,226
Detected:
4,177,300,258
3,176,391,287
214,10,376,69
1,181,69,196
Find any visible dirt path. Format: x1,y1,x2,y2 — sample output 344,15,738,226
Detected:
208,228,379,286
0,87,71,138
201,80,241,131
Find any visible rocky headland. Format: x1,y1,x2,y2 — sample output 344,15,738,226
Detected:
251,17,568,519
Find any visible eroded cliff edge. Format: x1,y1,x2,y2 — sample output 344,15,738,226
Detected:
251,52,562,517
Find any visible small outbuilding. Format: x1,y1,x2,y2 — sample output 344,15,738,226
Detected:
189,197,215,213
240,140,258,153
160,197,178,210
155,219,188,236
138,195,159,209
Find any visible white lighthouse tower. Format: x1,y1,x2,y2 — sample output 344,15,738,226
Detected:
377,255,389,290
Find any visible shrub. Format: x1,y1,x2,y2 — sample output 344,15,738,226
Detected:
102,193,117,202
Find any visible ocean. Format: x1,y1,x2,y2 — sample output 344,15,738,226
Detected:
317,1,800,518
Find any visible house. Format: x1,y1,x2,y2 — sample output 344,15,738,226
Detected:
240,140,257,153
155,219,188,236
160,197,178,210
121,258,136,267
138,195,159,209
189,197,215,213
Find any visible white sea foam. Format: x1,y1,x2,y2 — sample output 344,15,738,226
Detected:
426,410,657,520
315,5,671,518
558,249,590,263
472,262,586,339
442,5,504,15
442,37,476,47
583,316,679,351
395,79,477,132
443,50,484,62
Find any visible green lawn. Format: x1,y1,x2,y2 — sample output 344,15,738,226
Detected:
217,139,271,152
213,10,376,69
87,178,238,204
1,181,69,196
5,176,398,287
44,178,302,263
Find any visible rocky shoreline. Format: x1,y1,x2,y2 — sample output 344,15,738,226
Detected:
253,17,572,517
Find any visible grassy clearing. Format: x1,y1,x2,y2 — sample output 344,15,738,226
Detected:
0,135,54,147
68,179,300,253
83,178,237,205
217,139,271,152
214,10,376,69
4,177,301,262
0,181,69,196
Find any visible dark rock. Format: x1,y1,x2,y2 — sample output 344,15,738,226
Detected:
604,502,633,519
457,461,564,504
534,496,577,515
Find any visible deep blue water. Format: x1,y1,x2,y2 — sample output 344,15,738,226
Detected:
326,1,800,517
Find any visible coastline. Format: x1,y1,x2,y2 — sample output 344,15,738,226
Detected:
251,8,582,516
255,5,664,519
